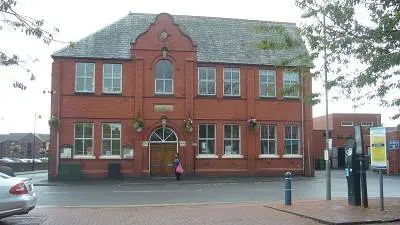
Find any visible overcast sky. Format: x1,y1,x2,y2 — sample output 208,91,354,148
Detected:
0,0,397,134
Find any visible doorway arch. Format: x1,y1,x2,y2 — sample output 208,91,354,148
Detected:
148,127,178,176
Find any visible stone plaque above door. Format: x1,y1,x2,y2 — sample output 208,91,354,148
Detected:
154,104,174,112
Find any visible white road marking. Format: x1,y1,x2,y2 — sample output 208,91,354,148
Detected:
42,192,71,194
37,200,264,208
113,190,193,193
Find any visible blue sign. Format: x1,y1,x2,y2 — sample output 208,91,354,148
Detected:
388,140,399,151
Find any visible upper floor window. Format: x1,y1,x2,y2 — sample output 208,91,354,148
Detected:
75,63,95,93
259,70,276,97
223,68,240,96
198,67,216,96
283,71,299,98
103,64,122,93
341,121,354,127
155,60,173,95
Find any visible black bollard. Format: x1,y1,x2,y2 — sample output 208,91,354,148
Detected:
284,172,292,205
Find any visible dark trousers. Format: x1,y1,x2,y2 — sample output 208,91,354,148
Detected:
175,172,181,181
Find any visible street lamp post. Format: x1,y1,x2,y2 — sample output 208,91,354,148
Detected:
32,113,42,171
322,12,332,201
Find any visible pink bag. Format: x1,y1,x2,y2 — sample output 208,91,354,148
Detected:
176,164,183,174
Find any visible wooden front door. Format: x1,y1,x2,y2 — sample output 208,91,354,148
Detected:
150,144,177,177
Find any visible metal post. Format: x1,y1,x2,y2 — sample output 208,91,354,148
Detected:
323,13,331,201
379,169,384,211
284,172,292,205
32,113,37,171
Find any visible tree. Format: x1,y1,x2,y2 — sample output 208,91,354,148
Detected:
254,24,320,106
8,142,21,158
296,0,400,119
1,0,59,89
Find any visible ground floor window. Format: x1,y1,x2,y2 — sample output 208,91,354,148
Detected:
198,124,216,154
102,123,121,156
260,125,276,155
224,124,240,155
284,125,300,154
74,123,94,155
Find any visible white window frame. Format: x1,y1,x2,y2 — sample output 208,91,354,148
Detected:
259,125,277,156
101,123,121,157
361,121,373,127
155,60,174,95
283,71,299,98
259,70,276,97
103,64,122,94
198,67,216,96
284,125,300,155
341,121,354,127
198,124,216,156
223,68,240,97
75,63,95,93
73,123,94,157
223,124,241,157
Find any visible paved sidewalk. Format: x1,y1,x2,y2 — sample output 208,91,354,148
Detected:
5,203,321,225
3,199,400,225
267,198,400,224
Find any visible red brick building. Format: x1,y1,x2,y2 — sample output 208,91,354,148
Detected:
48,13,314,179
313,113,380,169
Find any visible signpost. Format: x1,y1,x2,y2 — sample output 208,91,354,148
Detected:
370,127,387,211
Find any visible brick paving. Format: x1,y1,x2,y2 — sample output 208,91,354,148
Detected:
2,199,400,225
2,203,321,225
268,198,400,224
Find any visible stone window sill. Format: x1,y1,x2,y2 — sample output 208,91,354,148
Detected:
282,154,303,159
99,155,122,159
258,154,279,159
222,154,243,159
73,155,96,159
196,154,218,159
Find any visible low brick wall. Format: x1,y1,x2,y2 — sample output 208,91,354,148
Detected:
2,162,48,172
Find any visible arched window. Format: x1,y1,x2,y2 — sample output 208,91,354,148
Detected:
150,127,178,142
155,60,173,94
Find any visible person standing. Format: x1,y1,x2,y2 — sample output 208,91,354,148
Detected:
173,153,183,181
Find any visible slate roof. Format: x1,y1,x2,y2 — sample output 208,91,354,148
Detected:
0,133,50,142
52,13,309,66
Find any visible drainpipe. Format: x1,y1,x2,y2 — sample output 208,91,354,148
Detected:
301,73,305,176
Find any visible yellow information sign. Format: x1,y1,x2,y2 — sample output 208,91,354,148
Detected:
370,127,387,169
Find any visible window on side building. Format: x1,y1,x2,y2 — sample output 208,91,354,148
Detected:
198,67,216,96
75,63,95,93
74,123,94,156
198,124,216,154
283,71,299,98
284,125,300,155
260,125,276,155
224,124,240,155
102,123,121,156
361,121,373,127
223,68,240,96
259,70,276,97
155,60,173,95
103,64,122,93
341,121,354,127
